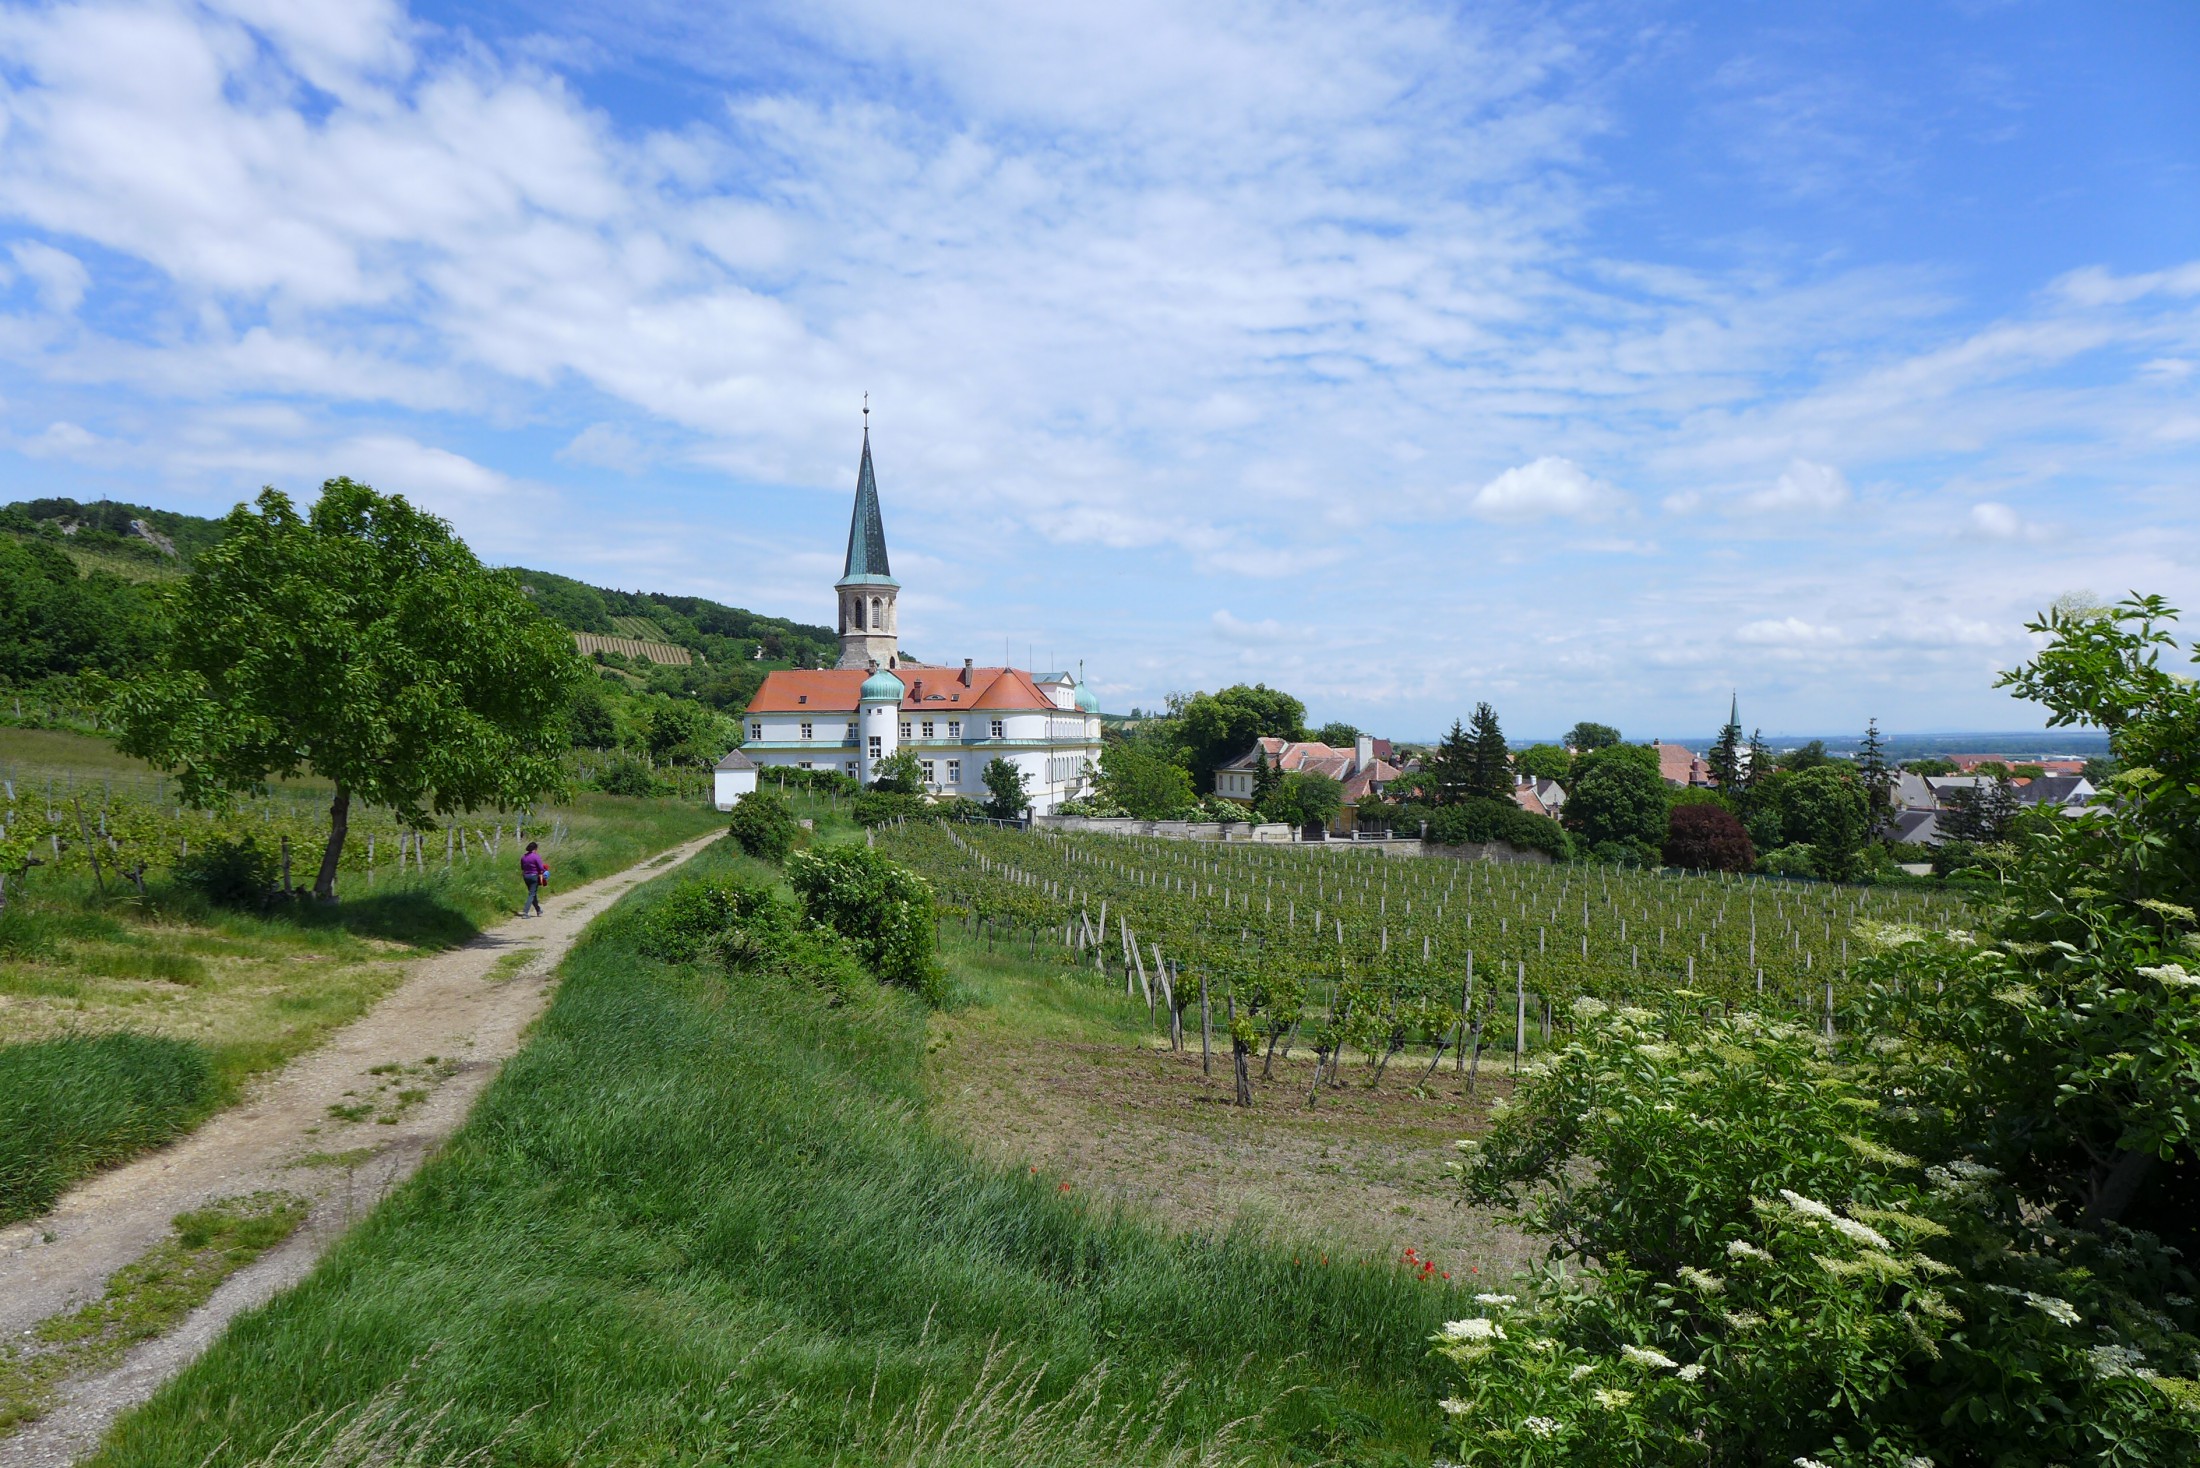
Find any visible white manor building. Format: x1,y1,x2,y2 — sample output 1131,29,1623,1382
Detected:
735,422,1103,814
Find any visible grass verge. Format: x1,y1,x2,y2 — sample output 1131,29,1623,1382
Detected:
92,841,1456,1466
0,1192,307,1434
0,1033,220,1225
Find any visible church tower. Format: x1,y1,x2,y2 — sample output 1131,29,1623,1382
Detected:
835,411,901,670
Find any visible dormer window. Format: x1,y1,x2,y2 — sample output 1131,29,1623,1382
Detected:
797,694,808,705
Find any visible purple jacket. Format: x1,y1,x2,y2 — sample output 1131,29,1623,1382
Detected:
521,851,547,880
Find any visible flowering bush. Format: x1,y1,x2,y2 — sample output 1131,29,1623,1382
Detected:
1446,999,2200,1466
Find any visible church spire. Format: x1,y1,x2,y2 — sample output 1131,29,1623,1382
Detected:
843,406,892,581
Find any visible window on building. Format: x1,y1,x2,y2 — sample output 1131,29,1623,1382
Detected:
868,735,882,759
920,759,936,785
899,721,912,740
948,719,961,738
798,761,812,770
946,759,960,784
800,721,812,740
845,761,856,775
921,720,934,738
846,722,858,739
990,719,1005,739
749,722,761,740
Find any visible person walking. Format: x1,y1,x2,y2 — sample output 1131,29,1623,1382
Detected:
520,841,549,917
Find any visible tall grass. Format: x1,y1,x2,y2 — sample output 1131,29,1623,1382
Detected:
93,843,1455,1466
0,1033,219,1224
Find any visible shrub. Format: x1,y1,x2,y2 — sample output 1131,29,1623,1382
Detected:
636,876,787,964
1586,837,1656,867
1416,798,1569,858
724,791,796,862
1662,802,1754,872
1755,841,1819,878
851,790,931,827
1,1032,219,1224
1449,1001,2200,1467
593,755,669,798
786,845,942,1002
174,834,278,909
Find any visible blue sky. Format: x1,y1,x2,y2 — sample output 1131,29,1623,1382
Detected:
1,1,2195,740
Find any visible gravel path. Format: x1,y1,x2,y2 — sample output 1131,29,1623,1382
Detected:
0,830,720,1467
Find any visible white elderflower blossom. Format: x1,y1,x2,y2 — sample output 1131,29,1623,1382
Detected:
2028,1294,2081,1326
2088,1343,2158,1380
2138,963,2200,988
1779,1189,1837,1222
1677,1362,1706,1382
1723,1310,1765,1332
1795,1458,1834,1468
1621,1344,1679,1370
1591,1388,1634,1410
1830,1217,1892,1250
1438,1397,1471,1415
1572,996,1611,1019
1443,1317,1505,1341
1522,1416,1561,1438
1474,1293,1517,1306
1678,1266,1726,1294
1727,1239,1773,1262
1569,1364,1596,1380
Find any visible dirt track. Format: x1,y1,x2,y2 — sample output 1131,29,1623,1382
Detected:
0,830,720,1467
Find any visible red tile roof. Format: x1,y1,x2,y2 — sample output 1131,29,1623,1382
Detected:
746,665,1057,714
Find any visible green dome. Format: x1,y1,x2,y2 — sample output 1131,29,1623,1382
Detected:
859,667,904,702
1073,681,1100,713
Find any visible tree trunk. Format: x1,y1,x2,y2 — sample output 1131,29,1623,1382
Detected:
315,786,350,903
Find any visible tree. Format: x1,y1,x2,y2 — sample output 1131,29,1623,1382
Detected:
569,690,618,749
1708,698,1745,793
1858,716,1891,815
869,749,923,794
1465,701,1509,801
1425,719,1475,805
1562,743,1666,854
110,482,576,902
1942,774,2019,845
1971,758,2012,779
1313,720,1360,747
2011,762,2046,779
1903,757,1958,776
1098,742,1195,818
980,756,1030,821
1780,765,1869,879
1176,684,1306,791
1250,747,1281,808
647,698,718,764
786,845,941,1001
1273,771,1342,832
1776,738,1832,772
1564,720,1621,752
1512,743,1571,783
1662,802,1755,872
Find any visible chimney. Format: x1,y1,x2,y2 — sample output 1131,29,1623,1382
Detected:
912,679,923,700
1355,733,1374,771
961,658,974,687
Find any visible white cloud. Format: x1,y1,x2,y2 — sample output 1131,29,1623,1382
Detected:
1468,457,1625,523
1743,459,1850,515
1735,616,1844,646
9,240,88,313
334,436,519,502
558,423,652,473
1967,501,2055,542
1211,609,1288,643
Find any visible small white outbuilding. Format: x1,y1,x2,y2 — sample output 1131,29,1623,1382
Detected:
712,748,759,811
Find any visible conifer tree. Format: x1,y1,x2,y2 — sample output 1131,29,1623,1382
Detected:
1467,701,1510,801
1709,692,1745,792
1859,716,1892,814
1250,747,1280,808
1428,718,1475,805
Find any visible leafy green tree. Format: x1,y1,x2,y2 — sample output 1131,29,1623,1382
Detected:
980,756,1030,820
1776,738,1832,772
0,535,162,681
647,698,718,764
1465,701,1509,801
1512,743,1571,783
1273,770,1342,831
569,689,618,749
1971,758,2013,779
870,748,923,794
1176,684,1307,791
2011,762,2046,779
1562,743,1666,853
1903,756,1958,775
1778,765,1869,879
1564,720,1621,752
1313,720,1359,747
1098,742,1195,818
110,482,577,902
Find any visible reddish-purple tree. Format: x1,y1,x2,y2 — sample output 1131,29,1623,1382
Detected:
1663,802,1756,872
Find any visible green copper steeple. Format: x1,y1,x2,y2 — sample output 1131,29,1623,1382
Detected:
841,423,895,584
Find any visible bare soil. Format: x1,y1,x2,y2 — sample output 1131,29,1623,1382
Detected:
927,1027,1540,1280
0,830,721,1467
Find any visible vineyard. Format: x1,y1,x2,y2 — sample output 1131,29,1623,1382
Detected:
876,820,1976,1102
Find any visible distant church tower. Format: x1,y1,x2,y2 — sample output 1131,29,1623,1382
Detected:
835,409,901,670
